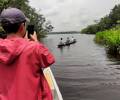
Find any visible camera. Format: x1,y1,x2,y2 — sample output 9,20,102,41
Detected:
27,25,34,39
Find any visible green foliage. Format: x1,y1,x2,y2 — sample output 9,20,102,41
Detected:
95,27,120,56
0,0,53,38
81,24,100,34
81,4,120,34
95,27,120,46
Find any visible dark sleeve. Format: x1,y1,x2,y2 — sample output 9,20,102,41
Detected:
36,43,55,68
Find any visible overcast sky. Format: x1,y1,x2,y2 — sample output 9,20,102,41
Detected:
29,0,120,32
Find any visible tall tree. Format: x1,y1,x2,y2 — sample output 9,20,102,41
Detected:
81,4,120,34
0,0,53,38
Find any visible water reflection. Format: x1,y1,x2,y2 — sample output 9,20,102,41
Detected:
58,46,64,54
66,45,70,50
106,53,120,65
57,45,71,55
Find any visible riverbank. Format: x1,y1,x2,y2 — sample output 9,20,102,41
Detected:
95,27,120,56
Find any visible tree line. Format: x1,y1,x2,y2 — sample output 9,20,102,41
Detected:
81,4,120,34
0,0,53,38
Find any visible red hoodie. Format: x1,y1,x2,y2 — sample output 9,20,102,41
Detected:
0,36,55,100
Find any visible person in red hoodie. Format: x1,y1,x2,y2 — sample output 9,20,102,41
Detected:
0,8,55,100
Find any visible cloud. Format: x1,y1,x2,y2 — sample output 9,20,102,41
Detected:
29,0,120,32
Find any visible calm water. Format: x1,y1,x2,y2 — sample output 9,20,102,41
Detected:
42,34,120,100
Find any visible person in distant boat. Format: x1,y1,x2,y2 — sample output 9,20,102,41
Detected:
66,37,70,44
71,36,76,42
59,37,64,45
71,36,74,42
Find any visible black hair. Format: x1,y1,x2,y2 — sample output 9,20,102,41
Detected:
2,21,25,34
0,31,7,39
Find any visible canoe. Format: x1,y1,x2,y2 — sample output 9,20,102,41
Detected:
44,67,63,100
57,39,77,48
57,43,65,48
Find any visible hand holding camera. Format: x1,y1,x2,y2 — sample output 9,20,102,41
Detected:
26,25,38,42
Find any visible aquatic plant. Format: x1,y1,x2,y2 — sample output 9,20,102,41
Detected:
95,27,120,55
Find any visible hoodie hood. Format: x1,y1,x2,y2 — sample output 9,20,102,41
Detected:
0,37,27,64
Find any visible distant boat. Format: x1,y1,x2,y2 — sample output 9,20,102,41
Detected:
57,39,77,48
57,43,65,48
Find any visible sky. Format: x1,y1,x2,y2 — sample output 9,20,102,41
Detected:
29,0,120,32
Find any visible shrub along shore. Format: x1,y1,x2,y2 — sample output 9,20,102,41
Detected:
95,26,120,56
80,4,120,57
